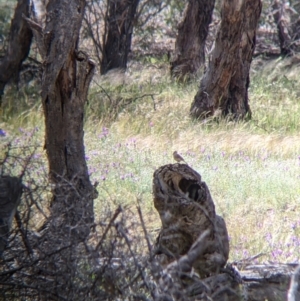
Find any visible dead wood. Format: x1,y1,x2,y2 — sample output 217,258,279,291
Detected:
152,163,299,301
238,263,298,301
152,163,229,279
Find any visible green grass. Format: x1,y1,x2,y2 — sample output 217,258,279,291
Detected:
1,57,300,264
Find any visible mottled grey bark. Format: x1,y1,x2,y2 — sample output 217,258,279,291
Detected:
190,0,262,120
153,163,229,279
0,0,32,100
170,0,215,80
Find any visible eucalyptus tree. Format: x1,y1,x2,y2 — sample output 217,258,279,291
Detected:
190,0,262,119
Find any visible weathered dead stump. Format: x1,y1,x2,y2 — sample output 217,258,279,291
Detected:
153,163,229,278
0,176,23,255
155,230,241,301
152,164,299,301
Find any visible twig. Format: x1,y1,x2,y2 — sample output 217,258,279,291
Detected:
14,211,33,256
92,80,113,105
116,223,155,298
132,93,160,111
0,281,68,300
0,243,72,277
22,14,43,34
136,204,152,254
94,205,122,252
233,252,266,265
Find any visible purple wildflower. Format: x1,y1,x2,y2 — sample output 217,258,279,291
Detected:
0,129,6,137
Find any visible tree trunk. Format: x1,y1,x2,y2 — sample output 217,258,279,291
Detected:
0,0,32,100
273,0,294,56
100,0,140,75
30,0,96,241
170,0,215,80
0,176,23,255
190,0,262,120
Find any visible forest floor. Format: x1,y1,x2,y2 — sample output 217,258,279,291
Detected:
1,55,300,264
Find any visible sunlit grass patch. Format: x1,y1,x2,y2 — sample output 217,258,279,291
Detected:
250,75,300,133
1,85,43,131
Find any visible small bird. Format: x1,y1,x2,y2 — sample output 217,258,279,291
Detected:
173,151,187,164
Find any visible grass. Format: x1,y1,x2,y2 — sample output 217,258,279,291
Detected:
1,56,300,264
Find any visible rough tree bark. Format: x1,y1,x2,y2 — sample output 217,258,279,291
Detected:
100,0,140,75
170,0,215,80
272,0,294,55
27,0,96,241
0,0,32,100
190,0,262,120
153,163,229,279
152,163,299,301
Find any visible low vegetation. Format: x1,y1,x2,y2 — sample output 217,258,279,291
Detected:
1,56,300,265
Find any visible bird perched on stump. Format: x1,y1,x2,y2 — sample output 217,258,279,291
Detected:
173,151,187,164
153,163,229,279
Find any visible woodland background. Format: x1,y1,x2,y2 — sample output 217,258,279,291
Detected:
0,0,300,300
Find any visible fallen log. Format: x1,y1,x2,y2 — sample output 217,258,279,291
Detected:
240,263,297,301
187,263,298,301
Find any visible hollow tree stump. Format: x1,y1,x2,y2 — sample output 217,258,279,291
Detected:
152,164,299,301
0,176,23,255
153,163,229,278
